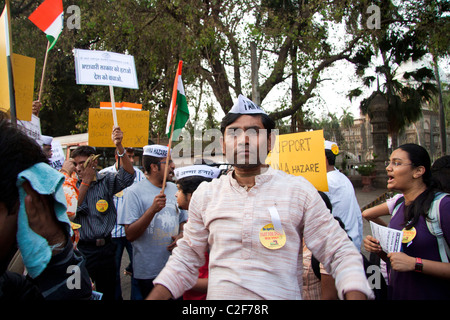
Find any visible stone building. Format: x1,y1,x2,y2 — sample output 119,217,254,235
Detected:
341,105,449,170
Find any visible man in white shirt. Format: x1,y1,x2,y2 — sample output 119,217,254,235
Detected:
324,141,363,250
147,95,373,300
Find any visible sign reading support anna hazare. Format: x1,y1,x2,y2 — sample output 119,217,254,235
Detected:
266,130,328,192
73,49,138,89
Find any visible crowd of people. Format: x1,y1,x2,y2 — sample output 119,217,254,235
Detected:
0,94,449,301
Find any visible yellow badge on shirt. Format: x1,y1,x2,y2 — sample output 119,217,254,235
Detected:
115,190,124,198
259,223,286,250
402,227,417,243
71,222,81,230
96,199,109,213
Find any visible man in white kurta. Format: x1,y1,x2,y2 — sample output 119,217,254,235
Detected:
148,95,373,300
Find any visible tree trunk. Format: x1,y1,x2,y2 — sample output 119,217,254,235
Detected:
250,42,260,106
432,55,447,155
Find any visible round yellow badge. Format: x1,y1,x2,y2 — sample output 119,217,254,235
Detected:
259,223,286,250
331,144,339,155
96,199,109,213
115,190,124,198
402,227,417,243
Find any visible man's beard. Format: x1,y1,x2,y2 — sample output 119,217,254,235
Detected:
227,149,264,169
233,162,261,169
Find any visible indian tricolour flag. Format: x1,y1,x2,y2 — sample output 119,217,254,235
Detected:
166,61,189,141
28,0,63,51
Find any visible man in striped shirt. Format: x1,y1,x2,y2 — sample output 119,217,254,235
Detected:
72,126,135,300
99,147,145,300
148,95,374,300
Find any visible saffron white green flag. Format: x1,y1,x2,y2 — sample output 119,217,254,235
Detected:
166,61,189,141
28,0,63,51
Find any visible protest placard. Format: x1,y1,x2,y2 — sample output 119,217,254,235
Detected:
88,108,149,148
13,53,35,121
49,139,65,170
17,114,41,143
266,130,328,191
73,49,138,89
74,48,139,127
0,2,14,117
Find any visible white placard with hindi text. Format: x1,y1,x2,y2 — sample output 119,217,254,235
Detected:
370,221,403,253
17,114,42,144
73,49,138,89
49,140,65,170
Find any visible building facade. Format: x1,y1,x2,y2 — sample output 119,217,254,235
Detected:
341,107,449,172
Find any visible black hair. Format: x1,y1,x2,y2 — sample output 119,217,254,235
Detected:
0,114,48,214
431,155,450,193
71,145,97,158
143,155,162,174
220,112,276,137
325,149,336,166
177,176,213,195
396,144,435,229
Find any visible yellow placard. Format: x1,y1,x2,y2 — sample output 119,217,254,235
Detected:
13,53,35,121
88,108,149,147
266,130,328,191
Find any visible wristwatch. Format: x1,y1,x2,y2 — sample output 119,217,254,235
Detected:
415,257,423,273
117,149,126,157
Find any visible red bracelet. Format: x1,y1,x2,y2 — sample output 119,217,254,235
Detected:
81,182,90,187
415,257,423,273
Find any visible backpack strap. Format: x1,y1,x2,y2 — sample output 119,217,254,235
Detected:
391,196,405,218
311,255,321,280
426,192,450,263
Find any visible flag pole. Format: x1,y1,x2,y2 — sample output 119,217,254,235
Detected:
38,41,50,101
161,106,178,194
161,61,183,194
109,85,118,127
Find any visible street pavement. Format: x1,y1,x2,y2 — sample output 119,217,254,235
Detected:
117,186,390,300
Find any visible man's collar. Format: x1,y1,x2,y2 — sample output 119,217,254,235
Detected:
228,165,274,190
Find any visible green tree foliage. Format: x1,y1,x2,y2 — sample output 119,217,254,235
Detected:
6,0,188,136
346,0,447,147
2,0,447,140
